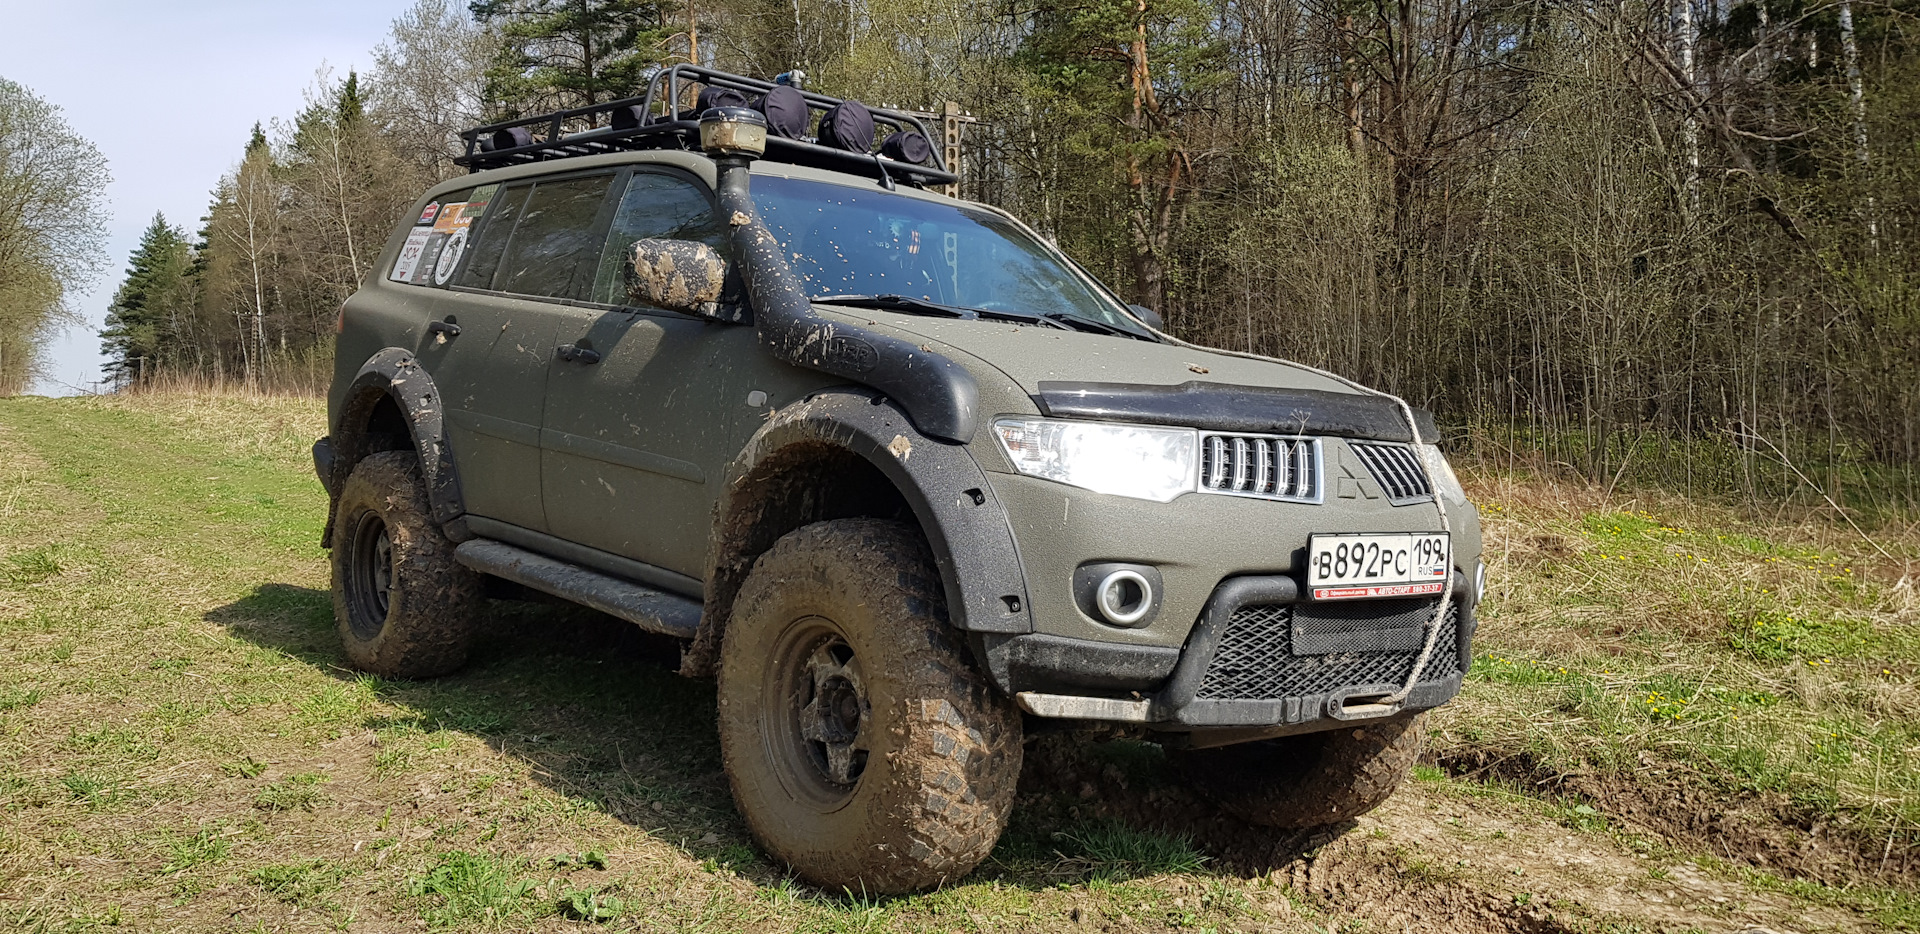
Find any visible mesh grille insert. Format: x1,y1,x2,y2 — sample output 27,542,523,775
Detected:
1196,599,1460,701
1348,441,1433,503
1198,435,1318,502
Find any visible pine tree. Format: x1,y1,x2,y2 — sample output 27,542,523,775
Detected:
100,213,194,384
470,0,676,114
337,70,367,125
1013,0,1223,311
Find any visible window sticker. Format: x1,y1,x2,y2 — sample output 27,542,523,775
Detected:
390,227,434,282
463,185,499,220
433,202,470,233
410,232,449,283
417,202,441,226
432,228,469,286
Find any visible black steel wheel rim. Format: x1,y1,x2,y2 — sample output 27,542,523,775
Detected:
346,510,393,639
763,616,872,811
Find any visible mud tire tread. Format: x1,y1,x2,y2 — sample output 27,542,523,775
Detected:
329,451,483,679
1176,713,1426,829
718,519,1021,894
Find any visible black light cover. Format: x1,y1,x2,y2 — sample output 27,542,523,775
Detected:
754,85,808,139
611,105,647,131
817,100,876,153
491,126,535,150
696,86,749,112
629,88,751,127
879,130,933,165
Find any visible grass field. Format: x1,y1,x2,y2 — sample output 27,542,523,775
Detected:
1,392,1916,933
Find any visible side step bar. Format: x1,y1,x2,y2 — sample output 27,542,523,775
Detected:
453,539,701,639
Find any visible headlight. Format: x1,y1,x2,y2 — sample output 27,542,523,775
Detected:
992,418,1196,502
1416,443,1467,504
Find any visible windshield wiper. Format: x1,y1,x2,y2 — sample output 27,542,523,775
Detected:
1036,311,1145,339
811,294,1075,330
811,293,974,318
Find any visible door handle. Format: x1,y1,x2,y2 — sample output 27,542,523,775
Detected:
557,344,601,365
427,319,461,339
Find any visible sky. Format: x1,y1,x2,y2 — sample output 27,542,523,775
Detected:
6,0,419,395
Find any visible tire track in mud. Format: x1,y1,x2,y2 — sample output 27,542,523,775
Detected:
1018,733,1879,932
1436,744,1919,890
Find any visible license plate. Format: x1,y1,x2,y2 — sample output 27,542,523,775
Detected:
1307,533,1450,600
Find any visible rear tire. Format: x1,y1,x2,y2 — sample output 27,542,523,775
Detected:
1175,713,1426,828
330,451,483,678
717,519,1022,894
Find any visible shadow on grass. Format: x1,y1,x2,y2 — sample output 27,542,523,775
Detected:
206,582,1342,895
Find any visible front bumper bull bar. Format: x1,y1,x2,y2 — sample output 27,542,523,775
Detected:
1014,574,1473,735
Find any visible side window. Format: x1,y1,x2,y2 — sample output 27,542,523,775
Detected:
453,183,532,290
591,171,724,306
495,175,617,299
387,188,472,286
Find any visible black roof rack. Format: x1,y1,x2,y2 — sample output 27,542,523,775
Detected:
454,64,958,189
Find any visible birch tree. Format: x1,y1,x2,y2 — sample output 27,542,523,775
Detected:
0,77,110,395
208,128,280,385
370,0,495,184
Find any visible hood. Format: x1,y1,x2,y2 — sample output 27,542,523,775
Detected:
814,307,1352,394
812,307,1434,443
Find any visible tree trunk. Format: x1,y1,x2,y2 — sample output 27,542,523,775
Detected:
1837,0,1876,244
1123,0,1183,312
1675,0,1700,220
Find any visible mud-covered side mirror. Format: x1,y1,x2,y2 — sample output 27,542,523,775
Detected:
1127,304,1165,330
628,239,728,315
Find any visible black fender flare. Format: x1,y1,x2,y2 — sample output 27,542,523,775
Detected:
683,389,1031,676
321,347,464,543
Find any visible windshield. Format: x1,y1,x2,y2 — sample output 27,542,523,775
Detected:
750,174,1146,334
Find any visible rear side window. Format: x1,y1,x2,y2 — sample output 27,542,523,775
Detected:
590,171,724,306
495,175,617,299
388,187,474,286
453,183,533,290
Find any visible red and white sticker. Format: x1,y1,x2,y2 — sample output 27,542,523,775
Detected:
390,228,434,282
1312,581,1447,601
417,202,440,225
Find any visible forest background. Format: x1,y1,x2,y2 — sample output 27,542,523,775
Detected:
32,0,1920,511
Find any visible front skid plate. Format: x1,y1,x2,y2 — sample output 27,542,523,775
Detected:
1014,673,1462,732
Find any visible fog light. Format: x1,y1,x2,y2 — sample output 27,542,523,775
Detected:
1475,561,1488,603
699,107,767,158
1095,569,1153,626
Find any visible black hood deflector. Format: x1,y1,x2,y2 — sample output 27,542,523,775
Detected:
1033,380,1436,443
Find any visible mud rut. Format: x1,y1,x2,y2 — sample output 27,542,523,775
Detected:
1018,733,1888,933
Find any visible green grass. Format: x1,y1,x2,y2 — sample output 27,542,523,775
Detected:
253,772,329,812
408,850,541,927
161,826,233,874
0,391,1908,932
1449,474,1920,920
1055,820,1209,880
250,858,348,908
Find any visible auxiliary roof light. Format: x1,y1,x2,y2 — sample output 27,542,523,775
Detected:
699,106,768,158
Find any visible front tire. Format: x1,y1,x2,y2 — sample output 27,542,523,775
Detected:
717,519,1022,894
330,451,483,678
1175,713,1426,828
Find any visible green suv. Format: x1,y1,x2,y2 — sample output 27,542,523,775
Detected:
314,66,1485,893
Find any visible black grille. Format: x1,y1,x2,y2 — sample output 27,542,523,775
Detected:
1348,441,1433,503
1198,435,1318,502
1292,597,1438,654
1196,600,1459,701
